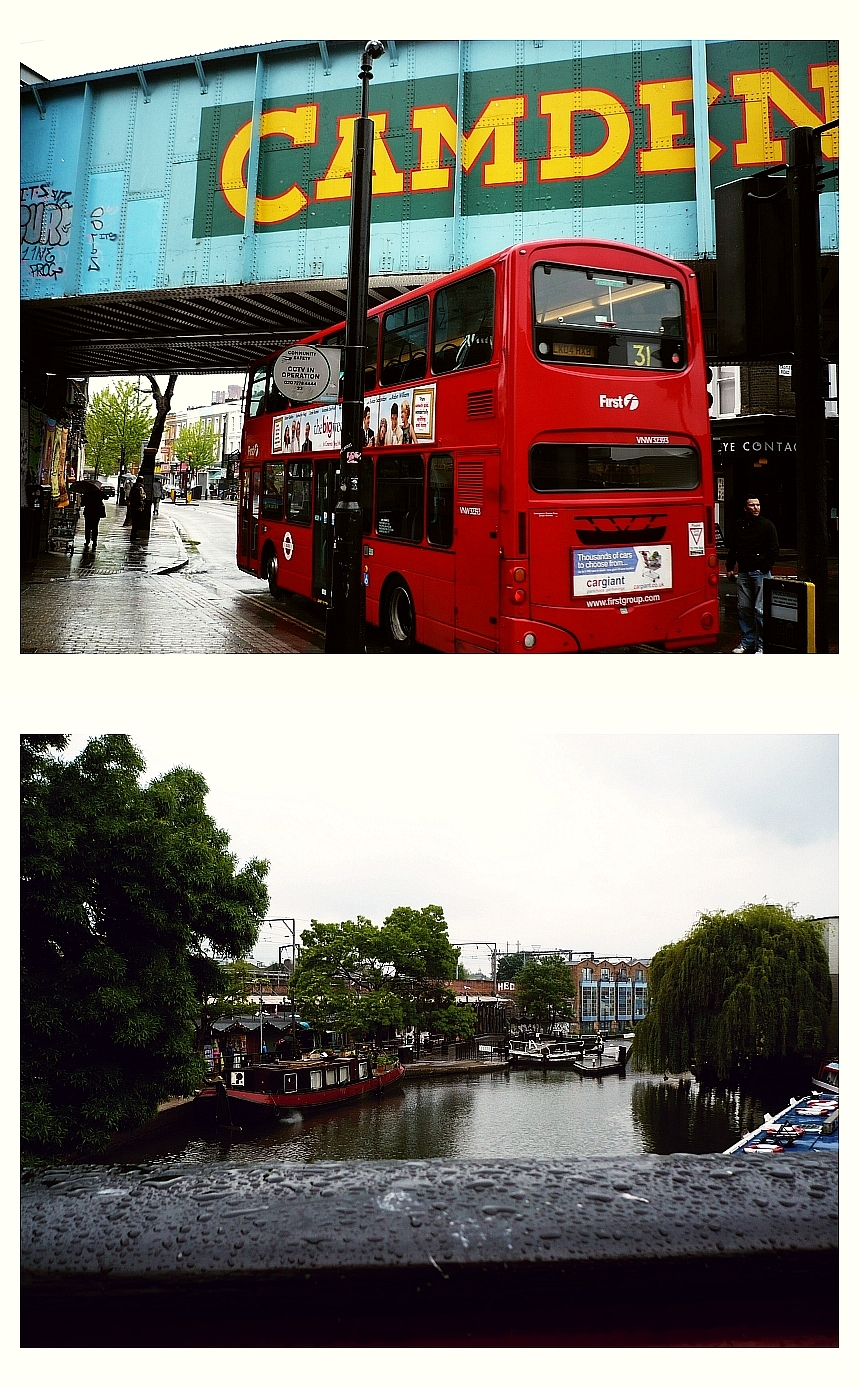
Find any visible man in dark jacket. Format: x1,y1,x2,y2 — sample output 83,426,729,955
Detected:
726,496,780,653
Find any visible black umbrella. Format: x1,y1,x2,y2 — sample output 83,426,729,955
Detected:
71,479,106,499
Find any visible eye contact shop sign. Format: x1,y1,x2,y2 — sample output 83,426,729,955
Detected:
572,545,673,596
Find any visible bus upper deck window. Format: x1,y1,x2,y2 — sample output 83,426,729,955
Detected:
381,297,429,386
432,269,495,375
532,264,686,371
248,368,268,417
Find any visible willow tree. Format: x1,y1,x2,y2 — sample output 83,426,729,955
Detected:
634,903,831,1082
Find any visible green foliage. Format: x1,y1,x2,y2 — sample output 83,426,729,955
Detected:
514,955,574,1029
290,905,461,1043
85,381,154,478
21,735,269,1155
497,952,525,982
633,903,832,1081
175,419,219,469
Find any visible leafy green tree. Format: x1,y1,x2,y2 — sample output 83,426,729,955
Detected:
21,735,269,1155
633,903,832,1082
514,955,574,1030
175,419,219,470
84,381,154,479
497,952,525,982
290,905,464,1044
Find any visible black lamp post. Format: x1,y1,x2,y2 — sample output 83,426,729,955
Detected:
325,40,385,653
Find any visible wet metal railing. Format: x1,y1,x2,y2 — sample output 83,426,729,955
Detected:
21,1152,837,1347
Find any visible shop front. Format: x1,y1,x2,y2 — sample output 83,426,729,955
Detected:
712,414,838,553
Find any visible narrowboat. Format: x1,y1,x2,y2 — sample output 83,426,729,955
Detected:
198,1051,405,1122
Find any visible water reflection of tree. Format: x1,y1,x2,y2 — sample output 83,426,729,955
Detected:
630,1080,763,1154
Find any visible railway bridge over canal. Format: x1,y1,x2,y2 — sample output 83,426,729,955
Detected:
21,38,839,387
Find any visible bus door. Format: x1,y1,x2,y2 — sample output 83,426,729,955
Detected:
312,459,334,601
238,466,262,572
454,451,500,648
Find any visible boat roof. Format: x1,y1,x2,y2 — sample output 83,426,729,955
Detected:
724,1093,839,1156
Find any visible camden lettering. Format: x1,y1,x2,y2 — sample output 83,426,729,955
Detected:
192,47,838,238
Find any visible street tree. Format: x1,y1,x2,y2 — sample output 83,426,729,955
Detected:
290,905,470,1044
84,381,154,479
633,903,832,1083
21,735,269,1155
514,955,574,1031
175,419,219,471
142,373,179,467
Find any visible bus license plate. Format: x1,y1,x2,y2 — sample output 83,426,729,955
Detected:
553,342,596,359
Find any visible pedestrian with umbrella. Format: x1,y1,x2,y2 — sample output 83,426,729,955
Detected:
125,476,147,541
72,480,107,549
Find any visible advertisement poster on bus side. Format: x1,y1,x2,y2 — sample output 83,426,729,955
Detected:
572,545,673,597
271,383,436,456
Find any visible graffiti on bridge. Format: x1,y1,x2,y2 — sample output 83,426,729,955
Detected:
21,184,73,279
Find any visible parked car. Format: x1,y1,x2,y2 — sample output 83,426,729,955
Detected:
100,483,116,498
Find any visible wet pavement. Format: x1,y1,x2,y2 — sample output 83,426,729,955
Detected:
20,499,324,655
21,498,837,654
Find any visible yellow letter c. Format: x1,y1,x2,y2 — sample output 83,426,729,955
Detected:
220,106,318,225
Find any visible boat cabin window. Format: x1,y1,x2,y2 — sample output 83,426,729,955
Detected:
358,1061,368,1079
283,1072,298,1093
325,1066,338,1086
338,1065,350,1083
310,1070,322,1090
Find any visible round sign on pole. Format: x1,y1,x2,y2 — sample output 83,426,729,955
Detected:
273,346,337,402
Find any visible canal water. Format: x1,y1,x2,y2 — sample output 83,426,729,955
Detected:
107,1066,791,1170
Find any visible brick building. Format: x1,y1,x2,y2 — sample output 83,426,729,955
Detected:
448,960,650,1035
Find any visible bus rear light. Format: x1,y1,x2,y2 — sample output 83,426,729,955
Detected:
513,588,526,604
708,572,718,585
708,554,718,568
513,567,526,582
524,633,537,648
701,612,714,629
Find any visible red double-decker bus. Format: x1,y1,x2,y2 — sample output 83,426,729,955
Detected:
237,238,719,652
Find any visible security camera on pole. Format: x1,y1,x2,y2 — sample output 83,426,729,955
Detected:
325,40,385,653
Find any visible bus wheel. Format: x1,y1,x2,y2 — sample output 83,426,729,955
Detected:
383,579,415,650
266,550,279,597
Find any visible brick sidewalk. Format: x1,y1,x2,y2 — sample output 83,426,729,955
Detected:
20,503,322,654
23,498,188,584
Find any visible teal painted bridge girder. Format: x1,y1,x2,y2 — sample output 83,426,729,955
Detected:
21,37,838,375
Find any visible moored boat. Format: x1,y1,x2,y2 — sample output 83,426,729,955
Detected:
509,1038,584,1067
197,1051,405,1122
813,1059,839,1095
724,1092,839,1156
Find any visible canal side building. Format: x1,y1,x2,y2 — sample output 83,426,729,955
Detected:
449,957,651,1034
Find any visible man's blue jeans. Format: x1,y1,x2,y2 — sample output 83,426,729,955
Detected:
737,569,769,651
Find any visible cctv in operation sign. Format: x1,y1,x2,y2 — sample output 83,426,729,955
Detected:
273,346,341,402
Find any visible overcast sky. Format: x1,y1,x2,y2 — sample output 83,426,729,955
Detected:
20,7,820,84
61,732,837,970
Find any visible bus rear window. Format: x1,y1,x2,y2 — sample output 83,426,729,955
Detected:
533,264,685,370
530,444,699,492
